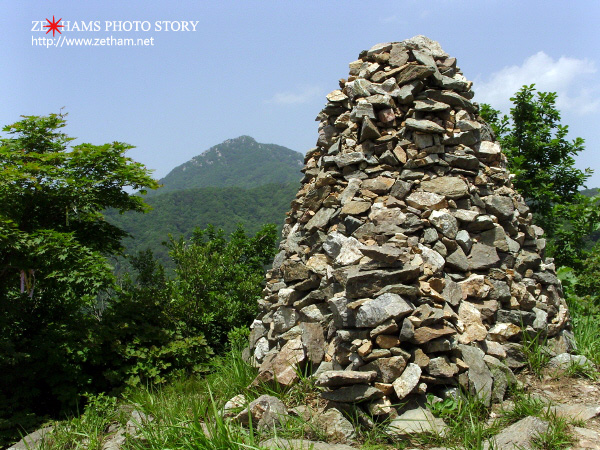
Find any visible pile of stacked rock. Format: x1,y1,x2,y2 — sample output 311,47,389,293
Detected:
247,36,573,414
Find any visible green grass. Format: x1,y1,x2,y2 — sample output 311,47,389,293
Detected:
36,394,119,450
420,390,500,450
532,414,573,450
570,311,600,367
28,345,333,450
521,328,552,379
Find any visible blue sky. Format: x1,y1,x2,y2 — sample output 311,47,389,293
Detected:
3,1,600,187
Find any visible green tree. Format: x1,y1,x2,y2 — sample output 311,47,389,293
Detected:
0,113,158,438
480,85,599,267
88,224,277,391
90,249,213,390
168,223,278,352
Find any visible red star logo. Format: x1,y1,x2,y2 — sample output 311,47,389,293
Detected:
44,16,64,37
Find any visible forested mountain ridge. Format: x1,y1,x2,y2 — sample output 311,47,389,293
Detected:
106,182,298,263
150,135,304,194
581,188,599,197
105,136,304,264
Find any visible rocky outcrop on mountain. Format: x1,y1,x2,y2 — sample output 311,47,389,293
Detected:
248,35,574,412
153,135,303,194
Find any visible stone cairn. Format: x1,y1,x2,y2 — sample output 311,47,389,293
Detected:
248,36,573,414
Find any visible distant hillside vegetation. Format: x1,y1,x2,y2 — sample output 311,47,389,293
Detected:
151,135,304,194
105,135,304,266
106,182,298,265
582,188,600,246
581,188,599,198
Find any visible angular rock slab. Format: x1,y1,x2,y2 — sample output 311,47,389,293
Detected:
254,337,306,386
321,384,384,403
316,370,377,388
355,293,414,327
387,406,448,437
319,408,356,443
393,363,422,400
550,403,600,422
260,439,357,450
573,427,600,450
548,353,594,371
234,394,288,429
484,416,548,450
8,426,54,450
458,344,493,406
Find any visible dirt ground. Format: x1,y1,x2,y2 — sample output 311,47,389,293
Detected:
519,369,600,435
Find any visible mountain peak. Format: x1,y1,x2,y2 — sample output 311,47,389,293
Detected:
155,137,303,194
224,135,256,144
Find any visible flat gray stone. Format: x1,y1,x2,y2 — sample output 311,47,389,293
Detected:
446,247,469,271
319,408,355,443
255,337,306,387
468,243,500,271
305,207,335,232
420,177,469,199
480,225,509,252
260,438,357,450
414,99,451,112
405,118,445,134
322,232,363,265
321,384,384,403
8,426,54,450
272,307,300,333
392,363,421,399
316,370,377,388
458,344,493,406
573,427,600,450
327,297,356,328
360,356,408,383
548,353,593,370
235,395,288,429
395,64,435,86
392,81,420,104
484,355,514,403
496,309,536,327
485,416,548,450
428,210,458,239
300,322,325,366
360,117,381,142
404,35,449,58
350,101,375,122
345,267,420,298
359,244,403,264
550,403,600,421
387,406,448,437
356,293,414,327
389,44,410,67
442,280,462,306
406,191,447,210
427,356,458,378
349,79,372,98
483,195,515,220
515,250,542,273
334,152,367,168
421,89,475,112
418,244,445,273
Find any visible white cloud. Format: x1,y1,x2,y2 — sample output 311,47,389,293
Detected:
266,85,323,105
379,15,407,25
474,51,599,114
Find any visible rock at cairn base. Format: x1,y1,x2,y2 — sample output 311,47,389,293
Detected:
248,35,573,409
